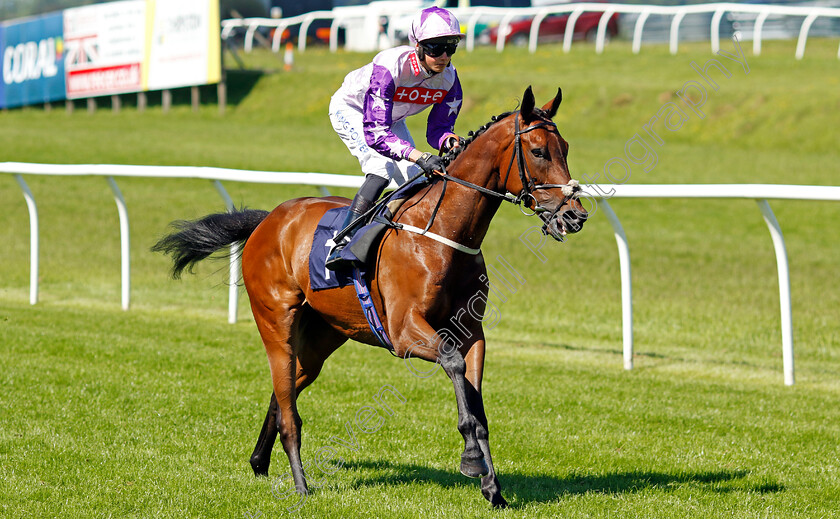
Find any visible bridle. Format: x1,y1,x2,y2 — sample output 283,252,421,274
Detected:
504,113,581,216
435,112,582,234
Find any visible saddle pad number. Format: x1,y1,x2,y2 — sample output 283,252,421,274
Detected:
394,87,447,104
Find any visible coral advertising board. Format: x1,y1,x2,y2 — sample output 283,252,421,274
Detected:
0,13,66,109
0,0,220,108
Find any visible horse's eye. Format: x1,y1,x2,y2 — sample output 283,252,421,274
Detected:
531,148,550,160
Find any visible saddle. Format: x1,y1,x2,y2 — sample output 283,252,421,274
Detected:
308,176,431,291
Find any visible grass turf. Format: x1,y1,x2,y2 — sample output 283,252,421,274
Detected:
1,38,839,517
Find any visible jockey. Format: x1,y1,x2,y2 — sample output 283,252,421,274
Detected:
325,6,466,270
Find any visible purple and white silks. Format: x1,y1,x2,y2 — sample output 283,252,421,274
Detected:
331,45,462,164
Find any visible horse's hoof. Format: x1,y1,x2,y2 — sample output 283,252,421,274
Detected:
459,456,489,478
250,458,269,477
490,495,508,509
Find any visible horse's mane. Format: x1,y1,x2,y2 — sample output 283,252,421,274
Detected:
442,111,513,167
442,107,553,167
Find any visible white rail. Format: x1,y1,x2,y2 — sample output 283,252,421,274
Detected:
222,2,840,60
4,163,839,385
1,163,370,324
590,183,840,386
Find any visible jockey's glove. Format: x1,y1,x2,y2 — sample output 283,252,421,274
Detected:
416,152,446,176
440,135,465,155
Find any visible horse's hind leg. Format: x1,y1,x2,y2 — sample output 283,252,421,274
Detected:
291,305,347,393
249,304,345,482
250,392,280,476
246,288,310,493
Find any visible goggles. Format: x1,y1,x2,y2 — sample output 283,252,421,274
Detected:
420,38,459,58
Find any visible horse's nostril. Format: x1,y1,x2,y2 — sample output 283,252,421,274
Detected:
560,210,586,232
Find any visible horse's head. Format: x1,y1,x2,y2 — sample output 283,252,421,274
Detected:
501,86,587,241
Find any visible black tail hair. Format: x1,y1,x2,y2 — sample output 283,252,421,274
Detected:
152,208,270,279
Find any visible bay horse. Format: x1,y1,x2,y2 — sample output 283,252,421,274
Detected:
153,86,587,508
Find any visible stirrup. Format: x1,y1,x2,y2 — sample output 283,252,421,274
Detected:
325,238,351,271
325,207,365,271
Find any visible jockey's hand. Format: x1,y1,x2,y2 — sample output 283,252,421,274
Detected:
440,135,464,155
416,152,445,176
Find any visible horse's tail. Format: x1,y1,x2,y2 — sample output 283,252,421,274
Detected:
152,208,270,279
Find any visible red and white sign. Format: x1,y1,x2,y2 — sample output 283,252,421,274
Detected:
61,0,219,98
63,0,145,98
394,87,447,105
67,63,141,97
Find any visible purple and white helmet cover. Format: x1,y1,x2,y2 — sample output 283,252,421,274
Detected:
409,7,465,45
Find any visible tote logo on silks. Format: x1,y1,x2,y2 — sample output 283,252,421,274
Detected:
394,87,447,105
408,51,422,76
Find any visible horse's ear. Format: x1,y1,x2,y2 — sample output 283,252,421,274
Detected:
520,85,536,121
541,88,562,119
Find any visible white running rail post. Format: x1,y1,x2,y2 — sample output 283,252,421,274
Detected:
670,11,687,55
106,176,130,310
756,199,795,386
496,12,517,52
595,9,616,54
14,174,39,305
795,13,820,60
299,15,315,52
212,180,240,324
529,9,549,54
563,7,584,54
632,10,651,54
466,10,485,53
599,199,634,370
329,17,343,53
271,22,290,52
710,8,725,54
753,11,771,56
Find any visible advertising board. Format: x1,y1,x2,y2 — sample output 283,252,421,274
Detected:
144,0,221,91
1,0,220,108
63,0,146,99
0,13,66,108
0,24,5,107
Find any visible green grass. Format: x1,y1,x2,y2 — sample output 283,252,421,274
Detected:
1,39,839,518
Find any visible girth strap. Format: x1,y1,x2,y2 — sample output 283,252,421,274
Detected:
352,268,396,354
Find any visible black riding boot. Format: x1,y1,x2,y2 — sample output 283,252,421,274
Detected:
325,175,389,271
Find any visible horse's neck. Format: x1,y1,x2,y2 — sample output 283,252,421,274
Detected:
411,132,507,251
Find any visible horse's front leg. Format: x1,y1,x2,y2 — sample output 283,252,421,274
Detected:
464,338,508,508
393,313,487,479
438,342,489,479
